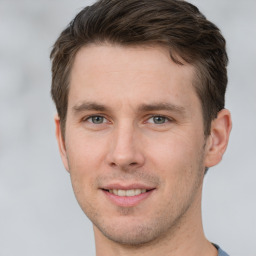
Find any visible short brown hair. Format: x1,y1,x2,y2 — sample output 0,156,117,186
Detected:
50,0,228,136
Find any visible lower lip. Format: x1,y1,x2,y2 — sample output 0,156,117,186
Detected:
102,190,155,207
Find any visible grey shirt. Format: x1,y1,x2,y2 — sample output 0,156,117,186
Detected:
215,244,229,256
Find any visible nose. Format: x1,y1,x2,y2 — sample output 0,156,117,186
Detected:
106,122,145,171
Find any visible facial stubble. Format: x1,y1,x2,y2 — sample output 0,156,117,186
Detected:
68,139,207,248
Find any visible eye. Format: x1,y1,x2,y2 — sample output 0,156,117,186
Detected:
86,116,107,124
148,116,169,124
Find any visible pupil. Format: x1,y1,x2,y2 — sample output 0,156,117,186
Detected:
153,116,165,124
92,116,103,124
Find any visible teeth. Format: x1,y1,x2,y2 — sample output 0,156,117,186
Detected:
110,189,147,196
117,189,126,196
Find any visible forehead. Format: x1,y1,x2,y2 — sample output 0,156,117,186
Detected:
69,44,199,112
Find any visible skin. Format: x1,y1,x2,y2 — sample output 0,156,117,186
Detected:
55,44,232,256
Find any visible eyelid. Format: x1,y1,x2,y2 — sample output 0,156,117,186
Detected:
146,115,173,124
81,114,173,124
83,114,109,123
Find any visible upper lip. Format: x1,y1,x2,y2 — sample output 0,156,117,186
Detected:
101,183,156,191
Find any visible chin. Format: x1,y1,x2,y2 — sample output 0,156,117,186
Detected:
100,226,158,245
93,215,170,246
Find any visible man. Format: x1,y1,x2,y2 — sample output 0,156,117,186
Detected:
50,0,232,255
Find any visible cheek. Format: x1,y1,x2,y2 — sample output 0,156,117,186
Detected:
64,134,104,202
66,137,102,213
146,131,205,185
66,130,107,172
147,134,205,211
148,133,200,168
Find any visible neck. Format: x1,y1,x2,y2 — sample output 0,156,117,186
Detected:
94,187,217,256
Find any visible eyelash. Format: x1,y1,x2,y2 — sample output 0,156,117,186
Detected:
83,115,172,125
84,115,108,124
147,115,172,125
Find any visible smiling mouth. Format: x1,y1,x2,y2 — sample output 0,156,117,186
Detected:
102,188,154,197
109,189,145,196
101,187,155,207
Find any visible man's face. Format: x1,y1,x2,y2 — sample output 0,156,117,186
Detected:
59,44,209,245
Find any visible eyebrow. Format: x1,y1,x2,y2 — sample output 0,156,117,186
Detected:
72,101,186,115
72,102,110,114
138,102,186,115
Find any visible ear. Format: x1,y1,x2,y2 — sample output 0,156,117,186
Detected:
54,115,70,172
204,109,232,168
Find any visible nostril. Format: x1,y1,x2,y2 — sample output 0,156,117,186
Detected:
110,162,117,167
110,162,137,167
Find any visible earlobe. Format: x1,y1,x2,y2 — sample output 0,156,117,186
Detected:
54,115,70,172
204,109,232,168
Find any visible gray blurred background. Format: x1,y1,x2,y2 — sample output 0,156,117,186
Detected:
0,0,255,255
